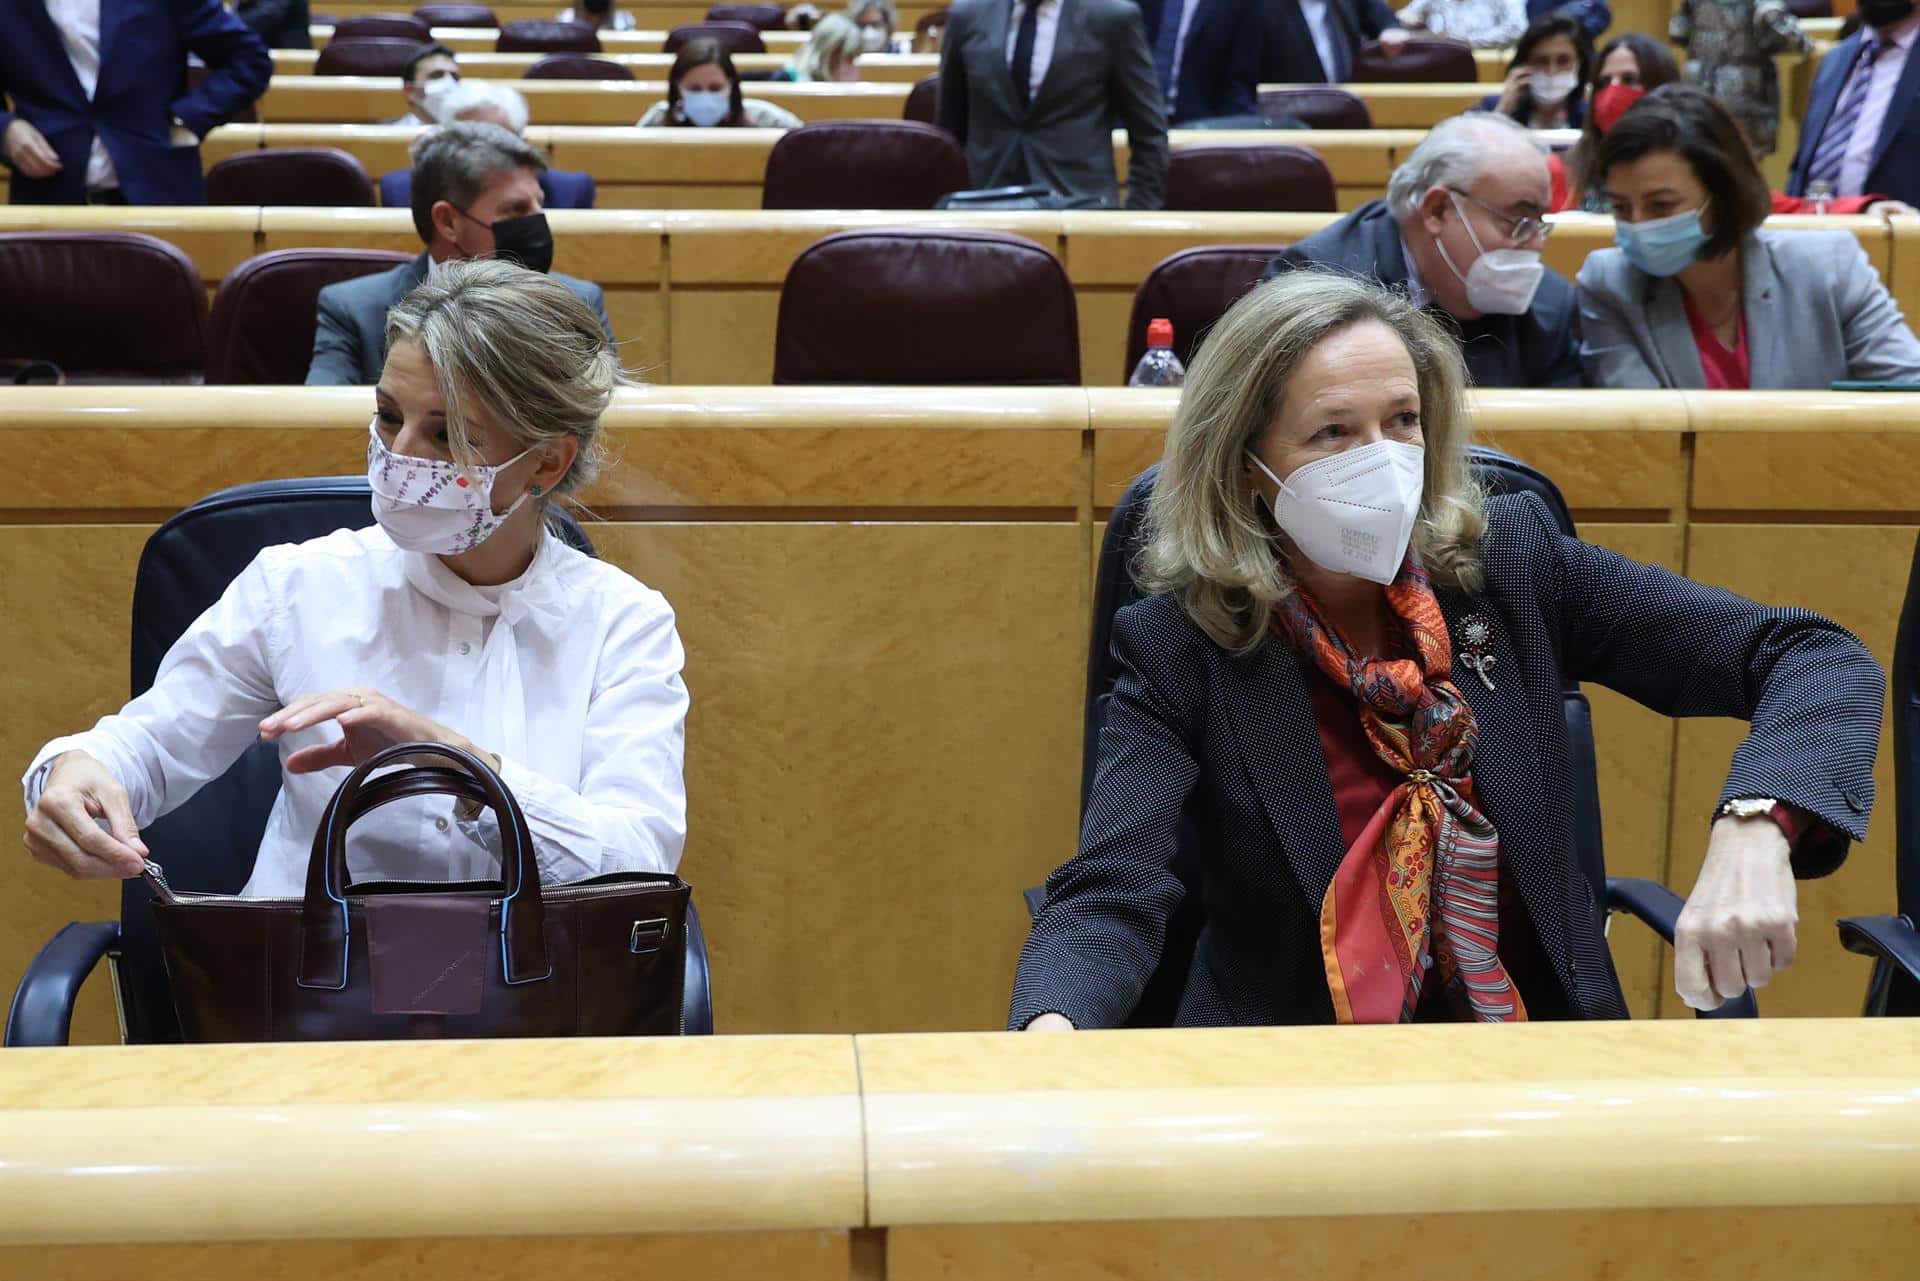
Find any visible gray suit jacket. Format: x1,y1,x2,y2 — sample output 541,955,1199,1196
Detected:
1576,230,1920,389
937,0,1169,210
306,253,615,386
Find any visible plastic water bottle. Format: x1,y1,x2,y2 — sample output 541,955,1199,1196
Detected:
1128,317,1187,387
1808,179,1834,216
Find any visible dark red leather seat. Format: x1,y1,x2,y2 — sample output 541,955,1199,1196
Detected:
525,52,635,77
1164,144,1336,212
913,6,950,45
205,249,413,384
774,229,1080,384
1121,243,1286,380
1258,86,1371,130
205,148,377,207
331,13,432,40
412,2,498,24
0,232,208,384
903,73,939,124
663,21,764,53
314,36,429,76
1352,36,1478,82
706,3,788,30
495,19,601,51
763,121,969,210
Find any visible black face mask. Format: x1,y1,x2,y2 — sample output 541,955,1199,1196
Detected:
1861,0,1913,25
481,210,555,275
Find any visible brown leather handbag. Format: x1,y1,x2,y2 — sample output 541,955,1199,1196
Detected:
145,742,691,1042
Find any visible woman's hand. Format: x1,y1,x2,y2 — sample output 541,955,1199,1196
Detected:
23,752,148,880
259,690,481,775
1673,815,1798,1010
1495,65,1533,115
1026,1012,1076,1031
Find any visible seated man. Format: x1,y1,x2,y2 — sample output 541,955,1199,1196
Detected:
308,122,614,386
391,42,460,126
1266,112,1580,388
380,80,597,209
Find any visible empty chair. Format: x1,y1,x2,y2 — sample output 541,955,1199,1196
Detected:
1164,144,1336,212
1352,35,1477,82
1258,86,1371,130
204,148,376,207
1122,243,1285,379
314,36,428,76
663,20,764,53
412,2,498,24
525,52,635,78
903,72,938,124
496,18,600,51
204,249,412,384
706,2,788,28
330,11,431,39
913,5,949,48
763,121,969,210
0,232,207,384
774,229,1079,384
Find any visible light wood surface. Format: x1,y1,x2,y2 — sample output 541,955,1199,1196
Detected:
311,21,808,51
255,74,916,125
276,47,930,79
317,0,945,30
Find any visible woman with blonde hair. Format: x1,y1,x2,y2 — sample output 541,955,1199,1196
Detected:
23,259,689,897
1011,268,1881,1030
769,12,865,82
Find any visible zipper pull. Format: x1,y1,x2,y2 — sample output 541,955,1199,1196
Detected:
142,859,177,902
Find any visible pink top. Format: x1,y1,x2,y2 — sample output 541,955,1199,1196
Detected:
1839,13,1920,197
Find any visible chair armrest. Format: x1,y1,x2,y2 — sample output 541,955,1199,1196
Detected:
1605,877,1757,1020
4,922,120,1047
1837,914,1920,980
682,899,714,1036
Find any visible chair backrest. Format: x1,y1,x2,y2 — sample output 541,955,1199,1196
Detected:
332,11,432,39
1352,36,1477,82
913,5,950,37
1163,143,1336,213
773,228,1080,384
413,1,498,24
525,52,636,77
314,35,429,76
496,18,600,50
1084,450,1593,1024
762,120,969,210
1782,0,1831,15
204,147,377,207
706,2,788,29
1258,86,1371,130
663,20,764,52
205,248,412,384
903,72,939,124
0,231,207,384
1122,243,1285,379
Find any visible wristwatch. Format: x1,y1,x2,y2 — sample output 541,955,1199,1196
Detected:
1716,796,1805,844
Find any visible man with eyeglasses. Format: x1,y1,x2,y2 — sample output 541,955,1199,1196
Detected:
1265,112,1580,388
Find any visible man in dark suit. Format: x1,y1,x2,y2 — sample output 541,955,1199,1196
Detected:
0,0,270,204
1259,0,1409,85
1784,0,1920,209
308,123,613,386
938,0,1169,209
1138,0,1262,124
1265,113,1581,388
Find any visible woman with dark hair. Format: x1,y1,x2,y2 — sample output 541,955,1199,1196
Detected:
636,38,804,127
1481,14,1593,130
1577,85,1920,388
1548,32,1679,211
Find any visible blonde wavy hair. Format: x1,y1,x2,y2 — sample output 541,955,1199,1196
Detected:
1138,269,1486,653
385,258,629,501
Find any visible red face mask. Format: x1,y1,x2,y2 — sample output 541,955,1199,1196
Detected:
1592,82,1646,134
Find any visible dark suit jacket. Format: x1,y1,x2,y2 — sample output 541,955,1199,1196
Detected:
1527,0,1609,37
305,252,615,385
1010,493,1884,1029
1265,199,1582,388
1259,0,1397,84
378,168,600,210
1139,0,1263,124
1786,28,1920,207
938,0,1170,209
0,0,271,204
238,0,311,49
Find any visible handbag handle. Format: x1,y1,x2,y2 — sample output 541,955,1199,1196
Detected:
297,742,551,991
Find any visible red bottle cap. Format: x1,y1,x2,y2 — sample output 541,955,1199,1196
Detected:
1147,317,1174,349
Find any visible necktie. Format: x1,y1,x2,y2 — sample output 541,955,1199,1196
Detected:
1011,0,1040,110
1805,37,1886,195
1153,0,1187,110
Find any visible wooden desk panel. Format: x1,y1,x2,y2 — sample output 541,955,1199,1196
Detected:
318,0,943,29
310,23,810,51
257,76,915,126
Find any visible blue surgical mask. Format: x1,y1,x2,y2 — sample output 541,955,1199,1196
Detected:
1615,201,1711,277
679,89,731,127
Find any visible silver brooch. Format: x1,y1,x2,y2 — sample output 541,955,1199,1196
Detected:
1459,613,1497,691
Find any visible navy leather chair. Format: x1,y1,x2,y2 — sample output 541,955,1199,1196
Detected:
5,477,713,1046
1025,451,1757,1025
1836,529,1920,1015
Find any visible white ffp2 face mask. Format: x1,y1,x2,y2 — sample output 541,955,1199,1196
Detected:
1529,70,1578,104
679,89,731,126
1436,191,1545,317
367,421,539,556
1247,439,1425,586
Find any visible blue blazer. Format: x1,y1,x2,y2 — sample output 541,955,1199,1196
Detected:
0,0,271,204
1138,0,1264,124
1786,28,1920,207
1526,0,1610,37
378,167,599,210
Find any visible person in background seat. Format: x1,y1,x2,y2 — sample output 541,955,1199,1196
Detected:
638,39,804,126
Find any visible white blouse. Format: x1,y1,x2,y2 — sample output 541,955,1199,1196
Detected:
24,525,689,898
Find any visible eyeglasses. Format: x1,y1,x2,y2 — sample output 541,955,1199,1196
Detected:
1447,187,1553,246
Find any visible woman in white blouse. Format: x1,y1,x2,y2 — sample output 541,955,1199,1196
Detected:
1396,0,1527,48
21,260,689,898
